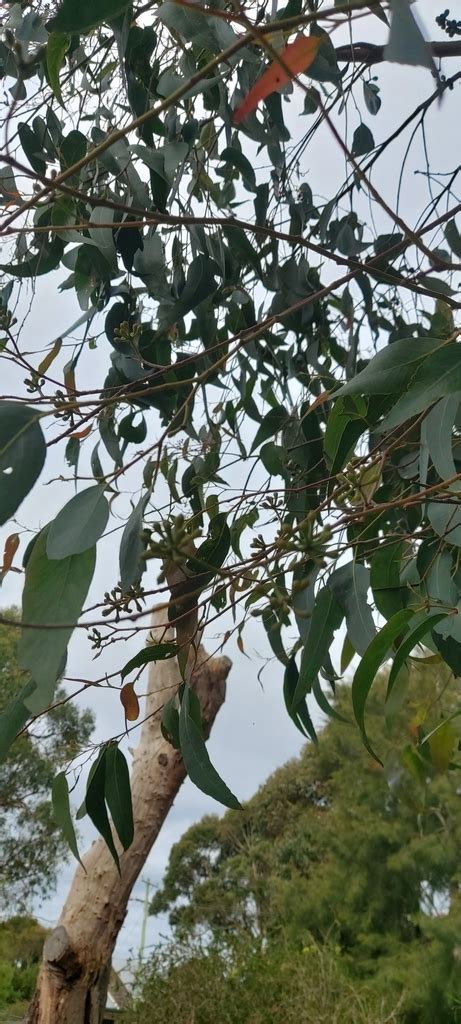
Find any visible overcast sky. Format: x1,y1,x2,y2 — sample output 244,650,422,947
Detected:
1,0,460,969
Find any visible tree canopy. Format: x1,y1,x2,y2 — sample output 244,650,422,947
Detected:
133,669,461,1023
1,0,461,858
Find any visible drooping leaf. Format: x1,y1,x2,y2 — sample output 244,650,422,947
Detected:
292,562,319,643
283,657,317,741
234,34,322,124
352,123,375,156
161,696,181,749
386,612,449,701
119,493,150,593
18,528,96,713
46,32,70,105
120,682,140,722
262,607,288,666
85,747,120,871
179,684,241,810
121,642,179,679
0,403,46,525
422,394,460,483
52,772,82,866
370,541,406,620
104,744,134,851
47,485,109,559
351,609,414,755
328,561,376,655
291,587,343,707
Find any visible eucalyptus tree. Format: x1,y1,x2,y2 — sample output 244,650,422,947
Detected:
1,0,461,1020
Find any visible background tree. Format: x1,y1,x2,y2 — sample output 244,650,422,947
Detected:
144,667,461,1023
0,916,47,1023
0,609,94,909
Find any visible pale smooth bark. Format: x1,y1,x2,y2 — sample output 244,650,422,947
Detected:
26,613,231,1024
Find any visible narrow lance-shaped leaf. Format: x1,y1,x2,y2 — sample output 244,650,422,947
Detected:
119,493,150,593
351,608,415,756
179,685,241,810
85,747,120,871
386,611,449,701
291,587,343,708
52,772,83,867
234,34,322,124
283,658,317,741
104,744,134,851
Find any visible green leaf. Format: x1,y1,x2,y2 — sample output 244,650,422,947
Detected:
161,696,181,749
85,747,120,871
219,147,256,192
18,528,96,714
427,500,461,547
352,123,375,156
52,772,82,866
119,494,150,593
47,485,109,559
370,541,406,620
186,512,230,583
48,0,131,33
422,394,460,483
164,256,220,327
121,642,179,679
291,588,343,707
386,612,449,700
18,123,46,175
0,403,46,526
379,345,461,432
363,80,381,115
323,398,366,476
250,407,289,452
328,561,376,656
104,744,134,851
179,685,241,810
444,219,461,258
46,32,70,106
292,563,319,644
351,608,414,754
337,338,446,398
262,607,288,666
283,658,317,741
0,681,35,765
385,0,438,76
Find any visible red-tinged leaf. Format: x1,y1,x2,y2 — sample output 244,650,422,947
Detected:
120,682,140,722
234,34,322,125
70,424,92,440
1,533,19,577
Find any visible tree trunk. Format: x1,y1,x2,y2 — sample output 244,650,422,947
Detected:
25,612,231,1024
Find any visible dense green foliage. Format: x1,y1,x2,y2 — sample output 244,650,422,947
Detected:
0,609,94,908
0,916,47,1021
1,0,461,855
128,671,461,1023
